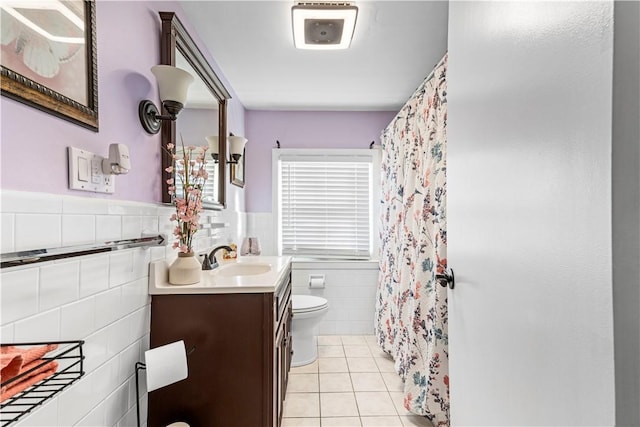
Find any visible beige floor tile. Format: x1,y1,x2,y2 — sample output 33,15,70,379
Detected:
318,335,343,346
344,345,372,357
363,335,378,345
350,372,387,391
341,335,367,345
361,416,404,426
281,417,321,427
355,392,398,416
368,346,391,358
320,392,359,417
347,357,379,373
319,345,346,358
321,416,362,426
374,356,396,373
283,393,320,418
388,392,413,416
380,372,404,392
319,357,349,373
291,359,319,374
399,415,434,427
287,373,320,393
320,373,353,392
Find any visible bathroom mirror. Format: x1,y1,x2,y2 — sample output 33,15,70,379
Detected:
159,12,231,209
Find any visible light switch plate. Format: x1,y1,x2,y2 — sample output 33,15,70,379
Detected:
68,147,115,194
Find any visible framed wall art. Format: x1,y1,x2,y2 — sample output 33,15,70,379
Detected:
0,0,98,131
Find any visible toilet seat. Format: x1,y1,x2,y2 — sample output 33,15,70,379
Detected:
293,295,328,314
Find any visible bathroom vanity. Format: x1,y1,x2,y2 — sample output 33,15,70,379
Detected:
148,256,292,427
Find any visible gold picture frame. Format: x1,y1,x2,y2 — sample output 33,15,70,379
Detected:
0,0,98,131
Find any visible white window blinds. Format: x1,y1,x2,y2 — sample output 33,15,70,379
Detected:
278,153,373,259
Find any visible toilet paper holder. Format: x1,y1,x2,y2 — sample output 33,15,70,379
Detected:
135,342,195,427
308,274,325,289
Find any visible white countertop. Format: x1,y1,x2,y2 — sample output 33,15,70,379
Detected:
149,256,292,295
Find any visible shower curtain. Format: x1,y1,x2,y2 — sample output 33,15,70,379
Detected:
375,54,449,426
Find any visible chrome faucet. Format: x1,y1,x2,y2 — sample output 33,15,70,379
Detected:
202,245,233,270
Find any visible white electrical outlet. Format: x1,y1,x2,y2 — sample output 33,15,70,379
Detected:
68,147,116,194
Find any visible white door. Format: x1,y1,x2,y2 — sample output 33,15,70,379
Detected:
446,2,616,425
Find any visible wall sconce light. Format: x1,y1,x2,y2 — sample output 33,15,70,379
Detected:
292,2,358,50
205,135,247,164
139,65,194,134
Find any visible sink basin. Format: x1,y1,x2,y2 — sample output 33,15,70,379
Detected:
214,263,271,277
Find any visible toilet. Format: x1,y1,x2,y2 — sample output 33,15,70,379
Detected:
291,295,329,366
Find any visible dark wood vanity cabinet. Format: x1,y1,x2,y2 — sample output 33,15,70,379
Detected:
149,270,292,427
275,278,293,426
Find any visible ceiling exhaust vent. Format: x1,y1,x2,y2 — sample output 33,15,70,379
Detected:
292,2,358,50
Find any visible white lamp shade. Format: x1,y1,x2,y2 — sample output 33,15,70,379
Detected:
228,136,247,156
205,136,219,154
151,65,194,105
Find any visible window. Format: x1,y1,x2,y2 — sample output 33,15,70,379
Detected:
273,149,380,259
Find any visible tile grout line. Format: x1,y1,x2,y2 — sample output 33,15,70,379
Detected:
344,339,362,422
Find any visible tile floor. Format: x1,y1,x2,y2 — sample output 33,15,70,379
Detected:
282,335,434,427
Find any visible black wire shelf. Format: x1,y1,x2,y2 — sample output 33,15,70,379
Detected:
0,340,85,427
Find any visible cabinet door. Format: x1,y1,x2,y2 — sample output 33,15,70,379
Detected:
284,302,293,393
275,320,285,427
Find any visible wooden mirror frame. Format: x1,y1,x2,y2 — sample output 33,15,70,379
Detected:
159,11,231,208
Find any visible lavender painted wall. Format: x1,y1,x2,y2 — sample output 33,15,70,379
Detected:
244,110,396,212
0,1,246,211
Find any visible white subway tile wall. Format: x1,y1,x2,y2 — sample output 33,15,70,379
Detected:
15,213,62,251
0,190,238,427
292,261,379,335
14,308,61,343
246,212,277,255
1,213,15,253
62,214,95,246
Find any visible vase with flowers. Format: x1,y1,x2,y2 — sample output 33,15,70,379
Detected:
166,137,209,285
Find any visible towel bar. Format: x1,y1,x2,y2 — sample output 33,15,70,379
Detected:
0,235,166,269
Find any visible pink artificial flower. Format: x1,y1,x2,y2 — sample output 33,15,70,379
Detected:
167,137,211,253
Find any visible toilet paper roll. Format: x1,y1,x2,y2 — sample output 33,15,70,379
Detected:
145,340,188,392
309,274,325,288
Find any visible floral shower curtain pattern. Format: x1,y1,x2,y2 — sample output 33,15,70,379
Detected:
375,54,449,426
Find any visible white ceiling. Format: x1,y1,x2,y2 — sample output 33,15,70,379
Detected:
179,1,449,112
